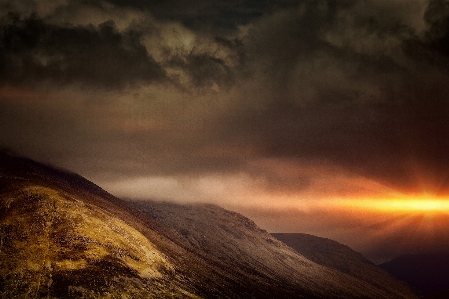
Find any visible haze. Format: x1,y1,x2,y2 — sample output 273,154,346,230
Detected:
1,0,449,263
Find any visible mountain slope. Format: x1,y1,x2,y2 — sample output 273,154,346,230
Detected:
272,233,417,299
0,154,198,298
379,253,449,296
131,201,419,299
0,152,420,298
426,288,449,299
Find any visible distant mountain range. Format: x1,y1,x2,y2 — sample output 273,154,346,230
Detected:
0,152,419,298
379,252,449,297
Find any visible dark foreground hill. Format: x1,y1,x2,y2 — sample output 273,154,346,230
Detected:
426,288,449,299
272,233,418,298
0,152,419,298
379,252,449,296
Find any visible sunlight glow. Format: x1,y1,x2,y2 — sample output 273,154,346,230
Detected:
335,198,449,213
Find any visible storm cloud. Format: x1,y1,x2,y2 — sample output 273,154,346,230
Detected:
2,0,448,190
0,14,166,88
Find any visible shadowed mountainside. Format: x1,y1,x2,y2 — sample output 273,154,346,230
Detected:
129,201,419,299
379,252,449,297
272,233,418,298
0,152,419,298
425,288,449,299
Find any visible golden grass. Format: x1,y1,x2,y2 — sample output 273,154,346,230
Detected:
0,184,185,298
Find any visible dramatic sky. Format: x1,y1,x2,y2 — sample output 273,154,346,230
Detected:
2,0,449,263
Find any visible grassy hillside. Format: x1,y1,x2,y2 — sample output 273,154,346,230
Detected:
0,152,420,299
0,184,198,298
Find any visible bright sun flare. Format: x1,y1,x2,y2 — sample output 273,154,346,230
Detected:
335,198,449,213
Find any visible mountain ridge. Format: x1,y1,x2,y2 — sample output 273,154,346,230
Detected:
272,233,418,298
0,152,419,298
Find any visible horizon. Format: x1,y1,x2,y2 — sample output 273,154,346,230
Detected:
1,0,449,264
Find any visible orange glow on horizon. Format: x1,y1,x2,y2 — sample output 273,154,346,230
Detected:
333,197,449,214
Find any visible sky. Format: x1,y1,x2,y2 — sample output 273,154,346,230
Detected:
1,0,449,263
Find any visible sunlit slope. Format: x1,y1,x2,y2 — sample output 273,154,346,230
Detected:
272,233,418,299
0,153,199,298
0,184,198,298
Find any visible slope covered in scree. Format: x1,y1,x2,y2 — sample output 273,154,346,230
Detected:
0,152,420,298
272,233,418,299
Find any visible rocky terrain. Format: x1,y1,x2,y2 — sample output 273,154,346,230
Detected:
0,152,419,298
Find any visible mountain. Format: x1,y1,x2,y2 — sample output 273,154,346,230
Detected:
272,233,418,298
0,152,196,298
426,288,449,299
379,252,449,296
0,152,420,298
128,200,419,299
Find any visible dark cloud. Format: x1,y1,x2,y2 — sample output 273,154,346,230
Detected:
3,0,446,190
424,0,449,54
107,0,274,34
3,0,446,195
197,0,449,194
0,13,166,88
217,75,449,193
403,0,449,70
165,38,244,89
